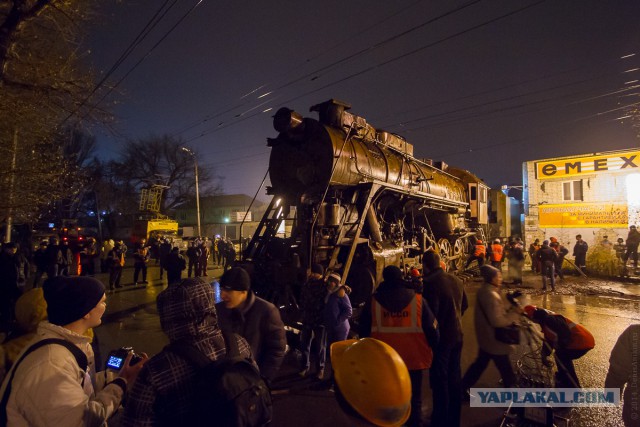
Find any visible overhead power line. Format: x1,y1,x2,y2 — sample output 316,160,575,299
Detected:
183,0,546,144
63,0,204,128
170,0,483,140
60,0,180,126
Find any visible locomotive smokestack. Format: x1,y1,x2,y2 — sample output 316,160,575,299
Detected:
273,107,303,133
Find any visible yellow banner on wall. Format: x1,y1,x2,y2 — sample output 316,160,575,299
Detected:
535,150,640,180
538,203,628,228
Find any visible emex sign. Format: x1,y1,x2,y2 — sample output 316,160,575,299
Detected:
535,151,640,180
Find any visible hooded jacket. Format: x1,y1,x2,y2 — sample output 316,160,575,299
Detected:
122,278,252,426
0,322,124,427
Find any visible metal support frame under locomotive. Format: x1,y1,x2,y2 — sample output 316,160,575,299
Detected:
239,99,490,325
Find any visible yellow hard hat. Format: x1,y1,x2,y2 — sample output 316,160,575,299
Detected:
330,338,411,427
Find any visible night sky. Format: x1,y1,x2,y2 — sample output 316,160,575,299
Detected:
87,0,640,199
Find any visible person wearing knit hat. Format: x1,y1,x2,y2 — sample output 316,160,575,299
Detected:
0,276,147,426
44,276,106,327
215,268,286,381
298,263,328,379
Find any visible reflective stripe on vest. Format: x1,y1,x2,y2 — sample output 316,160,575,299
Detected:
370,295,432,370
371,298,422,334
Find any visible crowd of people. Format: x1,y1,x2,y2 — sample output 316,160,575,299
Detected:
0,230,638,426
0,234,247,332
0,267,287,426
462,224,640,293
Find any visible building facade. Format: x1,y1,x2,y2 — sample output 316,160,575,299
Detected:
523,148,640,248
173,194,267,241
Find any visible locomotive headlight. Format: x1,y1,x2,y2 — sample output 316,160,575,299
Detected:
273,108,303,133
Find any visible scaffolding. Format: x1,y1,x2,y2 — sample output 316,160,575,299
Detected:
138,184,170,219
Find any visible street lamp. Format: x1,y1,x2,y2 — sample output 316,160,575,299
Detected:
224,217,229,239
181,147,201,237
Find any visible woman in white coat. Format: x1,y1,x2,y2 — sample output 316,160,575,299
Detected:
0,276,147,426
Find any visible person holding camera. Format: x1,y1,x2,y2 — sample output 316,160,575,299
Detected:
0,276,147,426
462,265,519,395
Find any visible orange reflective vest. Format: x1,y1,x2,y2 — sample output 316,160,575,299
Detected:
370,294,432,370
542,316,595,351
474,243,486,257
490,244,503,262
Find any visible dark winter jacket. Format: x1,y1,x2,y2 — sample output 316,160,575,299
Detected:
164,251,186,281
627,229,640,247
186,246,201,261
0,251,20,297
299,277,326,327
44,245,63,267
573,241,589,257
159,242,172,264
360,279,439,348
216,291,286,381
33,248,48,270
422,268,468,349
536,244,558,264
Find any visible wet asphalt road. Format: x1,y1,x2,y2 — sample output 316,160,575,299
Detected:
94,263,640,426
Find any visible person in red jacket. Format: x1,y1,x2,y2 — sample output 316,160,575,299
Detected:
524,305,595,388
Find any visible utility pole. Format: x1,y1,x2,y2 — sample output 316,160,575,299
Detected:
181,147,201,237
5,129,18,243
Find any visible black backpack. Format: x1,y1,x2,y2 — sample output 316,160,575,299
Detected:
166,331,272,427
0,338,88,427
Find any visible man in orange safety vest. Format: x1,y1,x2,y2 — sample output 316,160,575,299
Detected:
464,238,486,269
360,265,438,427
490,239,504,270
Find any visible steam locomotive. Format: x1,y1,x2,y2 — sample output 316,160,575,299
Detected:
239,99,489,321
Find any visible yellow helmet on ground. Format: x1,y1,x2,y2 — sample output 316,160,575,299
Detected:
330,338,411,427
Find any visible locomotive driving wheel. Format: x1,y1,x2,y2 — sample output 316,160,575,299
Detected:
437,238,452,272
451,238,465,271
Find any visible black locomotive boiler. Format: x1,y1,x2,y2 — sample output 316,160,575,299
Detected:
239,99,489,324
